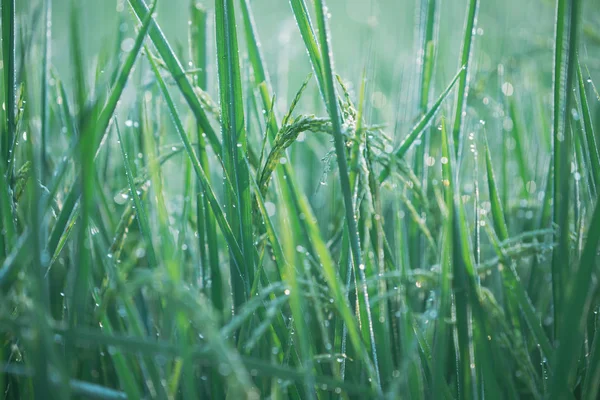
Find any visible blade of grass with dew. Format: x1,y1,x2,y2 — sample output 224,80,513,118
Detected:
284,155,379,392
288,0,325,98
442,117,505,399
451,0,478,155
40,0,51,179
312,0,381,389
0,157,16,259
434,117,455,396
99,315,143,400
237,3,356,388
507,98,530,196
111,297,170,398
551,0,580,340
239,0,276,138
2,0,15,165
23,104,69,398
379,198,424,397
366,152,398,388
483,137,553,365
139,96,180,280
115,121,158,268
251,169,316,398
69,0,86,112
550,197,600,398
583,318,600,400
413,0,439,181
0,230,30,291
190,3,222,313
411,0,439,279
127,0,220,153
59,326,376,397
214,0,254,310
379,66,463,183
448,140,478,399
576,57,600,189
146,49,249,294
66,0,157,330
239,0,311,278
46,0,156,265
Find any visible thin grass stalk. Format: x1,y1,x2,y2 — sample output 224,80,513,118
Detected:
191,3,222,313
451,0,478,155
40,0,51,179
551,0,580,339
214,0,254,312
312,0,381,388
128,0,221,153
69,0,86,113
2,0,15,166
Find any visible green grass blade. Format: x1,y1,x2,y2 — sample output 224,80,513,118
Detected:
69,0,86,112
379,66,463,182
40,0,51,178
507,99,530,195
450,0,478,155
190,3,222,312
2,0,15,165
576,57,600,188
146,49,248,294
214,0,254,309
484,137,553,365
312,0,381,388
551,0,581,339
442,118,504,398
434,117,455,396
115,121,158,267
127,0,220,153
550,198,600,398
0,158,16,258
288,0,325,99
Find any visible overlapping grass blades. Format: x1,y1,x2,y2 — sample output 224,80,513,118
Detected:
1,0,600,398
214,0,254,310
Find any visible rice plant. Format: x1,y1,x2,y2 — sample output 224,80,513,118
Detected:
1,0,599,398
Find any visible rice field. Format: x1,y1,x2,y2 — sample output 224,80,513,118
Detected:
1,0,600,398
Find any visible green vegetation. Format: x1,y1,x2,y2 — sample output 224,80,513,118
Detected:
1,0,600,398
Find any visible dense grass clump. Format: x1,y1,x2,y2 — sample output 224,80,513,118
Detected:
1,0,600,398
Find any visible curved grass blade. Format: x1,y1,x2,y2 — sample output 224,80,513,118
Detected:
46,0,155,266
550,197,600,399
576,57,600,189
379,66,464,183
127,0,220,153
312,0,380,389
249,166,317,394
484,137,553,366
441,118,504,398
115,121,158,267
288,0,325,99
146,49,248,295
